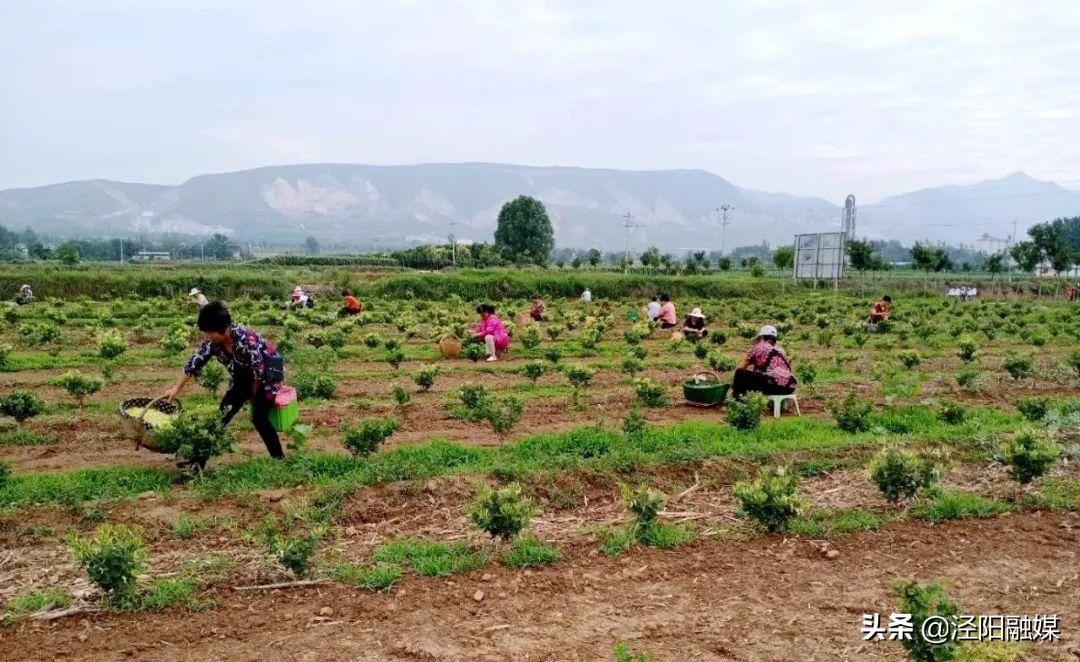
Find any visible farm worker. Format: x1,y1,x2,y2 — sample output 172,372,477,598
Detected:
15,284,34,305
646,296,661,321
189,288,209,309
581,288,592,303
731,325,796,400
285,287,315,309
472,304,509,362
1067,283,1079,302
868,295,891,324
529,296,547,322
340,289,362,316
164,301,285,469
658,293,677,329
682,308,708,338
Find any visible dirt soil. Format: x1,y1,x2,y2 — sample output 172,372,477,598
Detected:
3,510,1077,662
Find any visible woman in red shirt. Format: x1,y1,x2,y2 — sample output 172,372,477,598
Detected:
731,325,796,399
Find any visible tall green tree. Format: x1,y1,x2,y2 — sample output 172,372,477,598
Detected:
586,248,601,267
984,253,1005,277
56,241,80,265
910,242,951,272
206,233,234,260
772,245,794,273
1010,241,1040,272
639,246,661,268
493,196,554,264
304,236,320,256
846,240,876,272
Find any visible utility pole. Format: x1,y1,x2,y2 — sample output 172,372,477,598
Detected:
716,205,733,256
119,238,124,263
449,219,457,267
621,211,637,273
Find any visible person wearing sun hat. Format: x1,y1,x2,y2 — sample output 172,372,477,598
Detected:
682,307,708,338
731,324,796,399
188,288,209,310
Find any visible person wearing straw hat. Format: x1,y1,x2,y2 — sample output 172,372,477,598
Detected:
189,288,209,310
682,307,708,338
731,325,796,399
14,284,34,305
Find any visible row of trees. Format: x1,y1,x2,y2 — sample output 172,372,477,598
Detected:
1009,216,1079,273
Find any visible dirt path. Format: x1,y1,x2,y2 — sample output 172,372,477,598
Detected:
4,511,1077,661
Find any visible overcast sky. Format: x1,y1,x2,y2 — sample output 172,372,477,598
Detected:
2,0,1078,202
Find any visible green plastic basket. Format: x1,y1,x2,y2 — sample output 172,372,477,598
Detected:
269,399,299,432
683,372,730,407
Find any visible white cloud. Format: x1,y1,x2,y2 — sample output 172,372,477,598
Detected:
0,0,1077,203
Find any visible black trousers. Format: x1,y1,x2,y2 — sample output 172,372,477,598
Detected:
731,368,794,399
220,371,284,460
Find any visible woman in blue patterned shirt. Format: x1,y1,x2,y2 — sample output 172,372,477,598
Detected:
165,301,285,469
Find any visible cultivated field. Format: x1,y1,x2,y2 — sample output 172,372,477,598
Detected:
1,266,1078,661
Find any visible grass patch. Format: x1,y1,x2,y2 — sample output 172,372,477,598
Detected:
0,430,56,447
2,588,71,624
1037,477,1080,510
171,515,217,540
133,577,204,612
372,537,487,577
787,508,887,536
915,490,1012,524
502,534,561,567
332,562,403,591
0,407,1024,509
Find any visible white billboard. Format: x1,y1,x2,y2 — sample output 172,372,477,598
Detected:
794,232,846,280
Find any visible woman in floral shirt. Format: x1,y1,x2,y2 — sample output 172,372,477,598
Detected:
731,325,796,399
165,301,285,468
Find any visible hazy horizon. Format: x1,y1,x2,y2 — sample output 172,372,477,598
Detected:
2,1,1079,203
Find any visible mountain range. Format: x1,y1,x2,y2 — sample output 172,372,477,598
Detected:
2,163,1078,251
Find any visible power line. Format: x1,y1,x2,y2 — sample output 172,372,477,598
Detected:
621,211,640,272
716,205,733,255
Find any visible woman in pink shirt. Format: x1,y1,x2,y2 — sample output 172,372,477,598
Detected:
658,293,678,328
731,325,796,399
472,304,510,362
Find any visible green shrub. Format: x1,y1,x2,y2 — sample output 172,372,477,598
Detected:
830,393,872,433
342,417,400,456
622,404,648,437
363,332,380,348
66,524,148,599
97,329,128,360
956,368,982,393
413,364,440,392
708,351,735,372
543,345,562,363
0,390,45,424
1001,432,1059,484
795,363,817,388
868,447,939,503
502,533,561,567
937,400,967,425
0,341,11,370
268,530,321,577
54,370,104,406
633,378,669,408
620,356,644,377
898,350,921,369
1016,397,1050,422
469,482,536,539
957,336,979,363
520,324,542,349
621,483,666,530
454,383,494,422
159,325,189,354
733,466,802,532
726,392,767,431
1002,353,1034,380
196,360,228,396
386,348,406,370
154,413,236,464
893,580,960,662
392,386,412,406
294,371,338,400
520,361,549,384
485,396,524,436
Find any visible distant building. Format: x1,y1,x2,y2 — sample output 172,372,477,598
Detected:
132,251,171,262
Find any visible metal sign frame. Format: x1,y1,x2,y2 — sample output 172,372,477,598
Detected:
793,232,846,281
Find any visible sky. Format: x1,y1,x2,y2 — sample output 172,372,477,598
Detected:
1,0,1079,203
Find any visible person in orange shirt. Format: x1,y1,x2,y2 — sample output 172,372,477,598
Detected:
868,295,891,324
340,289,362,316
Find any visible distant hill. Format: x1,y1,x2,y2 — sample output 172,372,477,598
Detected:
2,164,1077,250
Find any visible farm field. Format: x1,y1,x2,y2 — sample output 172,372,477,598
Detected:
1,266,1078,661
